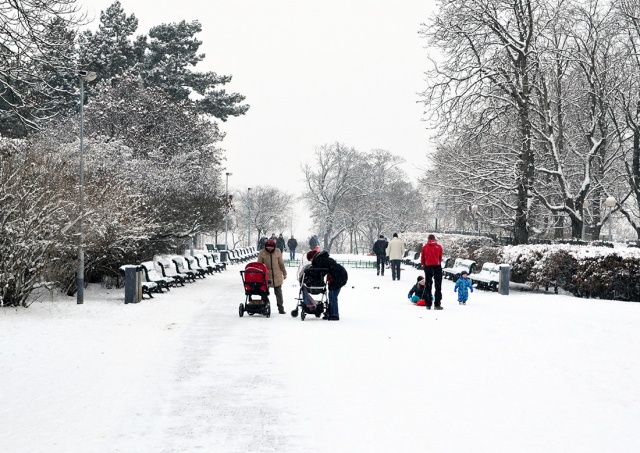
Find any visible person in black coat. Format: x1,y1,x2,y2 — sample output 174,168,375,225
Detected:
307,250,348,321
287,236,298,260
372,235,388,276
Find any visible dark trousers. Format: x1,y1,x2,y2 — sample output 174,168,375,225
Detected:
391,260,401,280
376,255,385,275
424,265,442,308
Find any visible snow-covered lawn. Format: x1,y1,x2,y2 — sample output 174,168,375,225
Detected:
1,257,639,452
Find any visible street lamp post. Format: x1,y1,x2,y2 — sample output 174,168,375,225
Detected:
605,196,617,242
247,187,251,247
224,172,232,249
581,200,589,241
471,204,479,234
77,70,96,305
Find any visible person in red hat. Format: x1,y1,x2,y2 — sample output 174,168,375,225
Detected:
257,239,287,314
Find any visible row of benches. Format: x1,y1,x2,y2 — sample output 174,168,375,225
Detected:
205,245,259,265
120,253,226,299
402,251,502,292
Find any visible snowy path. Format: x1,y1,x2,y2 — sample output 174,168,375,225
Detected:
1,261,640,452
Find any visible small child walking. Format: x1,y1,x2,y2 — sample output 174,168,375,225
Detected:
454,270,474,305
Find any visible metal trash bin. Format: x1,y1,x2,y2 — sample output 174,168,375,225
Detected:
499,264,510,295
124,265,143,304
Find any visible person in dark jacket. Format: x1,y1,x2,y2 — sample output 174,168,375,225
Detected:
276,233,286,253
420,234,444,310
309,235,319,250
258,236,267,250
372,235,388,276
287,235,298,260
307,250,348,321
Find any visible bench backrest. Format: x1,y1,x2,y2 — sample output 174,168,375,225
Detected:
157,259,178,277
480,262,500,274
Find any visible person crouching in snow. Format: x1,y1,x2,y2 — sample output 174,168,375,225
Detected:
454,270,473,305
408,276,430,304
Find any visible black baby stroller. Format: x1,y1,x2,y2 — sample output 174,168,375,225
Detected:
291,267,328,321
239,262,271,317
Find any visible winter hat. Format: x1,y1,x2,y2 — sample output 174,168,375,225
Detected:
461,270,468,276
379,234,384,238
307,250,318,261
393,233,398,238
417,275,424,282
265,239,276,249
428,234,436,241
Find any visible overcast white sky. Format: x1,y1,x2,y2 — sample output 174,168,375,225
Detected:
83,0,436,236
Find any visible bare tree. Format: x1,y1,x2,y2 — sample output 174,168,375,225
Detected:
302,143,368,252
0,0,86,135
420,0,546,244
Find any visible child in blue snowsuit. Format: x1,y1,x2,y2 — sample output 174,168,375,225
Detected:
454,270,473,304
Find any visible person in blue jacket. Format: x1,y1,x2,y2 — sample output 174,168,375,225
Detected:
454,270,474,305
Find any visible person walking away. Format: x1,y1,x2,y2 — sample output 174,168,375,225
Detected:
258,236,267,250
372,235,388,276
386,233,405,280
258,239,288,314
408,276,430,304
420,234,444,310
276,233,286,254
287,235,298,260
309,234,319,250
308,250,348,321
454,270,473,305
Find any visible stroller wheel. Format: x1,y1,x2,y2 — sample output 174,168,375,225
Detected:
301,311,306,321
315,312,321,318
265,304,271,318
291,309,298,318
238,303,244,317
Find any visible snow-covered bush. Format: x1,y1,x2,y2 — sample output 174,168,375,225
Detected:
499,244,640,301
0,140,76,306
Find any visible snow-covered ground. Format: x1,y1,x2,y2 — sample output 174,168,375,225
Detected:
1,255,639,452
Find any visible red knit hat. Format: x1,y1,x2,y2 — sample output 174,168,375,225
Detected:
265,239,276,248
307,250,318,261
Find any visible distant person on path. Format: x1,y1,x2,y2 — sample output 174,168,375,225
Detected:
287,235,298,260
454,270,473,305
309,234,320,250
257,239,288,314
386,233,405,280
258,236,267,250
420,234,444,310
276,233,286,253
307,249,348,321
372,234,388,276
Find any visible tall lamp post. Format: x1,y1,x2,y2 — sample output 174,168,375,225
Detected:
581,200,589,241
471,204,479,234
605,196,617,242
77,70,96,305
247,187,252,247
224,172,232,249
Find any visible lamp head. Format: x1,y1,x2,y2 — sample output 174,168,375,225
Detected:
78,70,97,82
605,196,616,208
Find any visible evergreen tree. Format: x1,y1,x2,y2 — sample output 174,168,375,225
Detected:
142,20,249,121
79,1,144,83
